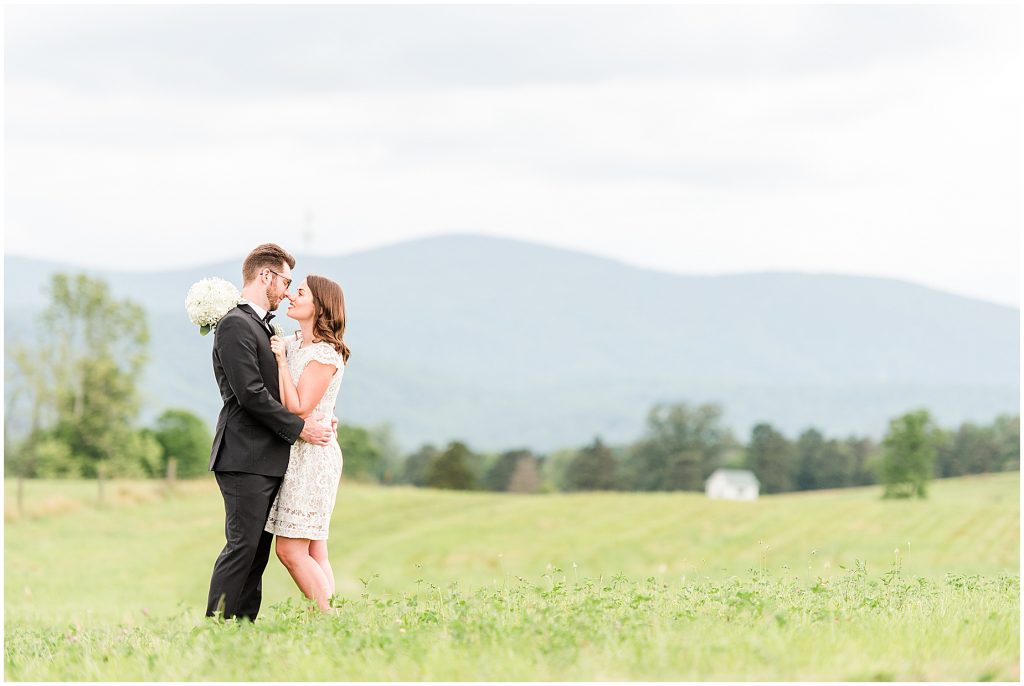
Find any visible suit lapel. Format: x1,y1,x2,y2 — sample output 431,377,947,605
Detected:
237,303,274,338
230,304,281,398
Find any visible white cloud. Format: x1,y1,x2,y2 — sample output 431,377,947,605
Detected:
3,4,1020,306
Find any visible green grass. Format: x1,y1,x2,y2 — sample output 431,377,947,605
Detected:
4,472,1019,680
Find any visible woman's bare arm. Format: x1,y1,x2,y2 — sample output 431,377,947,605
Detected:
281,361,334,416
270,336,335,417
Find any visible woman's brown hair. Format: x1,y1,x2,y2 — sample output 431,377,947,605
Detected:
306,275,351,364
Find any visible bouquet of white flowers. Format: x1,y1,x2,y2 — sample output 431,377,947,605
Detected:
185,277,242,335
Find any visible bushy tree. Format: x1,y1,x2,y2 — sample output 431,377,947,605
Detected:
541,448,579,492
425,441,476,490
792,428,863,491
992,414,1020,471
819,438,854,489
627,403,731,491
880,409,939,499
337,423,385,481
844,436,878,486
565,437,618,491
368,423,403,484
111,429,163,478
934,415,1020,478
745,423,795,494
153,409,213,478
8,273,150,477
399,444,439,486
31,436,81,479
939,428,964,478
794,428,826,491
483,449,535,491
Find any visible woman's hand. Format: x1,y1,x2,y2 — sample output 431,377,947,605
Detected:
269,335,288,365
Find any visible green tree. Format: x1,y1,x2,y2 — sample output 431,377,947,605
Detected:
958,423,1000,474
337,423,385,481
880,409,939,499
111,429,163,478
934,425,962,478
5,342,56,477
794,428,826,491
792,429,855,491
152,409,213,478
818,438,853,489
991,414,1020,471
542,448,578,492
32,436,82,478
369,423,403,484
565,437,618,491
936,415,1020,477
9,273,150,477
628,403,731,491
483,449,535,491
844,436,878,486
745,423,795,494
399,444,439,487
425,441,476,490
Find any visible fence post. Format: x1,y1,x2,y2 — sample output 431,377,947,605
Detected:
165,458,177,495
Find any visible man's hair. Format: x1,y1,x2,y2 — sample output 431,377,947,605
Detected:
242,243,296,285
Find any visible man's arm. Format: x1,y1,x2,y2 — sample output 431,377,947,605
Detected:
215,316,306,443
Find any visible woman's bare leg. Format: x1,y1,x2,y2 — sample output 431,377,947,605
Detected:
275,537,332,611
308,539,336,598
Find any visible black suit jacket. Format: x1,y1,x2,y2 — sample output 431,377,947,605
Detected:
208,304,305,476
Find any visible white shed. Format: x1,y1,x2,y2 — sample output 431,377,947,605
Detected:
705,468,759,501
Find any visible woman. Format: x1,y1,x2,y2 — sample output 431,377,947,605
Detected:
265,274,351,612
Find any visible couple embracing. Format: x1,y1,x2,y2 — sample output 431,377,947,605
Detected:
206,243,350,620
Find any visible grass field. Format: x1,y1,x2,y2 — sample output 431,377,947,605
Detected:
4,472,1019,680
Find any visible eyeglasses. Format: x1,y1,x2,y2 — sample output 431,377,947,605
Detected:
266,268,292,289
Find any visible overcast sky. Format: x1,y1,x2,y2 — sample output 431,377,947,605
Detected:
4,4,1021,306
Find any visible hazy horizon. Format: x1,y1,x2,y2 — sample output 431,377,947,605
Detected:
5,232,1019,310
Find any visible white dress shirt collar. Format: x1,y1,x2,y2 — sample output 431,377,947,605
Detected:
241,299,269,321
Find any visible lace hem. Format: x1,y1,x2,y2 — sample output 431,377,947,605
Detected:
265,506,330,540
265,522,329,540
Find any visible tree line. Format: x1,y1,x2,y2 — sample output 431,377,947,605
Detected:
6,273,1019,501
386,404,1018,498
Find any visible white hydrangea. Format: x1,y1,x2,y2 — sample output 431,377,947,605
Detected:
185,277,242,335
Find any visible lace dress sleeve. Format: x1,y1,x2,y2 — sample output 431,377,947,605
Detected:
307,343,342,372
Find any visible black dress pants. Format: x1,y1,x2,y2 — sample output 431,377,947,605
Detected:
206,471,283,621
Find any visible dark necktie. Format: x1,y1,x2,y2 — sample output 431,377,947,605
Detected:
262,312,275,331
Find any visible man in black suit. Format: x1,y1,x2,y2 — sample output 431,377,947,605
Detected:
206,243,336,621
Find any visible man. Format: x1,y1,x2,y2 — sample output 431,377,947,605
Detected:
206,243,336,621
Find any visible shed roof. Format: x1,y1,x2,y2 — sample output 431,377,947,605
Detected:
707,468,760,487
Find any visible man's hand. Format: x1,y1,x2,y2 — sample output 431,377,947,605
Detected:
331,416,339,440
300,414,334,446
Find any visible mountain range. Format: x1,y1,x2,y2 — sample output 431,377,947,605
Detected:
5,234,1019,451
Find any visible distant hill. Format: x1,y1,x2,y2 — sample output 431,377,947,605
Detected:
4,234,1019,451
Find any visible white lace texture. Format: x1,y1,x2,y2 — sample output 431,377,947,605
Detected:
265,339,345,540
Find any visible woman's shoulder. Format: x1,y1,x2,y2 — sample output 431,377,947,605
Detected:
309,341,343,366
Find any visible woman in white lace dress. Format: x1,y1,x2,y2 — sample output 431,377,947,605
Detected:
266,275,350,612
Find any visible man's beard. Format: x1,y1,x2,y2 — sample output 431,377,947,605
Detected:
266,286,281,310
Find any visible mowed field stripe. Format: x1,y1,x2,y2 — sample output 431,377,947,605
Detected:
4,473,1018,622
